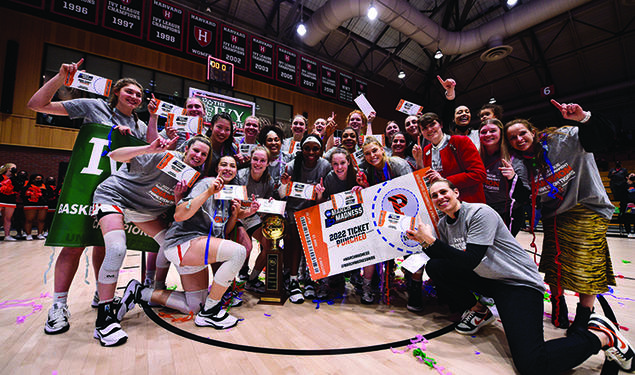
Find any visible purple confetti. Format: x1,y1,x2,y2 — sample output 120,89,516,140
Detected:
475,351,480,355
264,313,271,317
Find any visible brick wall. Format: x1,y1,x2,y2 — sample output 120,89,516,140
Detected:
0,145,71,182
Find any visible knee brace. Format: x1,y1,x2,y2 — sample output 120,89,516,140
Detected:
185,289,208,314
213,240,246,287
98,230,127,284
155,247,170,269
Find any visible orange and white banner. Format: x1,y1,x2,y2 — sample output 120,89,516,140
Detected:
295,168,439,280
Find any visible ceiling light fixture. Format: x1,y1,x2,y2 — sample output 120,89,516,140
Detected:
506,0,518,8
489,97,497,104
434,48,443,60
367,3,378,20
297,1,306,36
398,70,406,79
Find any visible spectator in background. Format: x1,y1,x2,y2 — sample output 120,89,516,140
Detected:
44,176,60,237
622,173,635,238
479,103,504,122
0,163,19,241
22,173,48,240
608,161,628,211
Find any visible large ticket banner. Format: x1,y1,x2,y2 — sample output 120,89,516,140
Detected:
45,123,159,251
295,168,439,280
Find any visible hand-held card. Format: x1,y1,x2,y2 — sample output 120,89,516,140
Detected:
156,152,201,187
64,70,112,97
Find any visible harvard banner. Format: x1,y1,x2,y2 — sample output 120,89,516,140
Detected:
45,123,159,251
295,168,439,280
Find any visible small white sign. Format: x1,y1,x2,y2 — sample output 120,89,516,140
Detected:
395,99,424,116
354,93,376,118
156,152,201,187
214,185,248,201
256,198,286,215
64,70,112,97
166,114,203,135
286,182,316,200
150,100,185,118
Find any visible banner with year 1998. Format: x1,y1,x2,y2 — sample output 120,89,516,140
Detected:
45,123,159,251
295,168,439,280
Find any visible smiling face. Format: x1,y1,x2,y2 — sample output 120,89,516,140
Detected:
250,149,269,176
363,142,385,168
391,133,407,155
211,118,232,145
454,105,471,126
348,113,363,132
479,124,501,151
430,180,461,216
385,121,400,140
404,116,419,138
479,108,495,122
302,140,322,166
265,131,281,155
331,153,350,181
313,118,327,136
114,84,143,114
341,128,358,152
421,120,444,145
183,140,210,167
243,116,260,139
506,123,536,153
292,116,307,136
185,97,205,118
216,156,237,181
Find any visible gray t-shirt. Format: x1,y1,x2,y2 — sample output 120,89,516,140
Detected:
92,151,184,216
285,158,332,213
63,98,147,139
520,126,613,219
235,167,274,229
163,177,230,249
322,170,353,199
268,152,294,188
438,202,545,293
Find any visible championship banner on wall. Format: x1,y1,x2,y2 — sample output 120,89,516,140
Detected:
45,123,159,251
295,168,439,280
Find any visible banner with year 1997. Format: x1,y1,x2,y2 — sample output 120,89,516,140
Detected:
295,168,439,280
45,123,159,251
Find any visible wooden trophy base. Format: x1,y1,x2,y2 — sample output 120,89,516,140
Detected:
258,251,287,305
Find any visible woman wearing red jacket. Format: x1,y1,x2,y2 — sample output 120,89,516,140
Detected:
413,112,486,203
22,173,48,240
0,163,19,241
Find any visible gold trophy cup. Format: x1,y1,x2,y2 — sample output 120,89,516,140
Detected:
259,214,287,304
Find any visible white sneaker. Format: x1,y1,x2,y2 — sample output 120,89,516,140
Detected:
44,303,70,335
117,279,142,321
4,236,17,241
36,234,46,240
25,235,33,241
195,304,239,329
94,303,128,347
455,308,496,335
288,280,304,304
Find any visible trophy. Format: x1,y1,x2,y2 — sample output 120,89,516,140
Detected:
259,214,287,304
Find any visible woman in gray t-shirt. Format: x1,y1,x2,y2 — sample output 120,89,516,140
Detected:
407,179,635,374
91,135,210,346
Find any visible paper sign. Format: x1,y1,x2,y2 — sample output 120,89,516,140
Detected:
400,252,429,274
354,93,376,118
330,189,363,210
256,199,286,215
239,143,256,155
396,99,424,116
352,148,366,167
64,70,112,97
166,114,204,135
286,182,316,200
156,152,201,187
377,210,416,232
288,140,299,155
150,100,185,118
214,185,248,201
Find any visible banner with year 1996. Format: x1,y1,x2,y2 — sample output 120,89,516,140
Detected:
295,168,440,280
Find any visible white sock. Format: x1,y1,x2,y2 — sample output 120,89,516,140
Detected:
204,298,221,311
53,292,68,305
140,287,153,302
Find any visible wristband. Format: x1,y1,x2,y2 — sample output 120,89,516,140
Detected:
580,111,591,123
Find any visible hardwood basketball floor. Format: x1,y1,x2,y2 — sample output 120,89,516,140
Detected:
1,232,634,374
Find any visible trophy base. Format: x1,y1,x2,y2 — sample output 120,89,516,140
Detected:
258,293,287,305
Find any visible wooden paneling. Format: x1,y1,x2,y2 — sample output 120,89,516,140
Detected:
0,8,384,151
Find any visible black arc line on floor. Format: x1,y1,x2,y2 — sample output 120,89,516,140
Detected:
143,304,457,355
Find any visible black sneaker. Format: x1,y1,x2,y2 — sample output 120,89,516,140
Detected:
44,303,70,335
407,280,424,312
117,279,142,321
195,303,239,329
455,308,496,335
237,266,250,282
245,279,265,293
221,289,243,308
588,313,635,372
94,302,127,347
303,282,316,299
288,280,304,304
